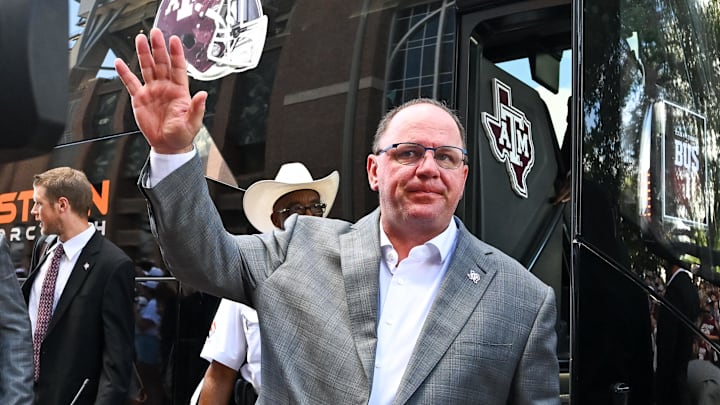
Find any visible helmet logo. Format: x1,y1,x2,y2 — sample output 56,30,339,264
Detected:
154,0,268,81
481,79,536,198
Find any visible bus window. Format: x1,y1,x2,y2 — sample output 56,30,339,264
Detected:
497,50,571,149
580,0,720,403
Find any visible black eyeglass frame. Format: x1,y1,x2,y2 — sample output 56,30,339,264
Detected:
376,142,469,169
274,202,327,216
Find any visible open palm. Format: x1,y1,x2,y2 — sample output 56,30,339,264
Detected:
114,28,207,154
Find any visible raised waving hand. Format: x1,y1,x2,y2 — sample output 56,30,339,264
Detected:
114,28,207,154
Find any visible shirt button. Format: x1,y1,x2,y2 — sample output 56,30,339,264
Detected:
397,277,406,285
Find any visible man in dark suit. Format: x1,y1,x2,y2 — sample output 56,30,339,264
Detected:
114,29,559,404
22,167,135,405
655,260,701,405
0,234,33,405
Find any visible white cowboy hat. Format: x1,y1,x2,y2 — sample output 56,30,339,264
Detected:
243,162,340,233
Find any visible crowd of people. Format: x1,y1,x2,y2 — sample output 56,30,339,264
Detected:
645,265,720,404
698,284,720,357
646,270,720,366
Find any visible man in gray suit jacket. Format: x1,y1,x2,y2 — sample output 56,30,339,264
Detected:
116,28,559,404
0,234,34,405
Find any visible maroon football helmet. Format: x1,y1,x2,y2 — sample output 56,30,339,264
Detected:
154,0,268,81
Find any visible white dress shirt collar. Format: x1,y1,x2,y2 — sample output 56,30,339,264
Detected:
667,267,693,286
380,217,458,269
57,223,96,262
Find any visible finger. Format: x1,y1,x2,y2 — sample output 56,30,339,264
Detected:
136,33,156,83
188,91,208,130
149,28,172,80
168,34,189,89
114,58,142,96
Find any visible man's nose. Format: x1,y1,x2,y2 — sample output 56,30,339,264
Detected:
416,150,440,171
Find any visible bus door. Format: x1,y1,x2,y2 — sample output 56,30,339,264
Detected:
455,1,572,401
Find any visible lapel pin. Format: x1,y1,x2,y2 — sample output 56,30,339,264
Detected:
467,270,480,284
83,262,90,271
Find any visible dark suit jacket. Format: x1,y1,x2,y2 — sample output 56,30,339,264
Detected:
140,154,560,404
655,269,700,405
22,231,135,405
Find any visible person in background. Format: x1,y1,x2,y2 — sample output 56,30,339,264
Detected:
135,266,165,405
697,297,720,364
22,167,135,405
655,259,701,405
0,234,34,405
115,28,559,403
192,162,339,405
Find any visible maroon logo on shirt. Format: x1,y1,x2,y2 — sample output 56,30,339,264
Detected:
481,79,535,198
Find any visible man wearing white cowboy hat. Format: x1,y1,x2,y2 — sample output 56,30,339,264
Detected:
243,162,340,235
192,162,339,405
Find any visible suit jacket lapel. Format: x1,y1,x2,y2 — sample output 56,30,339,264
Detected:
30,235,55,271
394,223,497,404
340,209,381,385
46,231,101,335
21,235,57,302
21,268,38,303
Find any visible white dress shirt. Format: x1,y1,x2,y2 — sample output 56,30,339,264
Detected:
29,223,96,337
369,219,458,405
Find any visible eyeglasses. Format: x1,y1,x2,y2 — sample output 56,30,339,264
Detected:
377,142,468,169
275,202,326,216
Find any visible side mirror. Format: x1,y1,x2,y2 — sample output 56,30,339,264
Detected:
530,51,561,94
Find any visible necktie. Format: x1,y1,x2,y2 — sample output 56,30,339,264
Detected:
33,243,64,381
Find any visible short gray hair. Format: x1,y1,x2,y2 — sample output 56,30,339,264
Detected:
371,98,466,153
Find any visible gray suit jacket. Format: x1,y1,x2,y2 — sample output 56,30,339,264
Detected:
0,235,34,405
140,155,559,404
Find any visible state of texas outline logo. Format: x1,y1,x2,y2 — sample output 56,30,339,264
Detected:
481,79,535,198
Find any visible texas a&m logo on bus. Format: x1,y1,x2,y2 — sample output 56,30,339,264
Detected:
481,79,536,198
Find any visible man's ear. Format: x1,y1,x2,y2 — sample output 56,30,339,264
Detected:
367,154,379,191
57,196,70,212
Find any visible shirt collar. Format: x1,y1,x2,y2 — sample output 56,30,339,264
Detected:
380,218,458,264
56,223,95,262
668,267,693,285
